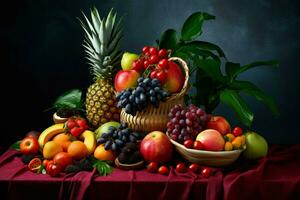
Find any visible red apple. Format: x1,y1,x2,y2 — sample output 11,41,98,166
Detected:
196,129,225,151
140,131,173,164
20,137,40,155
163,61,185,93
114,70,140,92
206,115,231,135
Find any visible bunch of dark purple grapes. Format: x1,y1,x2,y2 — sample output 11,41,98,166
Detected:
167,104,208,143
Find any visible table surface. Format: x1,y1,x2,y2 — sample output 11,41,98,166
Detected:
0,145,300,200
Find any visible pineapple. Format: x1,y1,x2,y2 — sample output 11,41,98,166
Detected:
79,8,123,127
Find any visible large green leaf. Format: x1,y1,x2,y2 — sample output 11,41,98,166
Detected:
231,60,279,79
181,12,215,41
159,29,178,50
176,45,220,62
230,80,279,117
183,41,226,58
194,58,224,82
225,62,240,82
220,89,254,127
54,89,83,109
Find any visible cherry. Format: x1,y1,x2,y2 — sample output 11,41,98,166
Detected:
158,49,168,58
158,58,169,69
184,139,193,149
193,141,204,150
144,60,151,69
232,126,243,137
142,46,150,54
188,163,200,173
150,71,157,79
132,60,144,72
201,167,213,178
156,71,167,83
175,163,187,173
158,166,169,175
146,162,158,173
149,55,159,64
149,47,158,55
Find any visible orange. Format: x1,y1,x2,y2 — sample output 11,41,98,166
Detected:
67,141,88,160
94,144,115,162
43,141,63,159
53,133,71,152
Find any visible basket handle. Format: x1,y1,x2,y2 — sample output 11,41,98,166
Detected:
168,57,190,98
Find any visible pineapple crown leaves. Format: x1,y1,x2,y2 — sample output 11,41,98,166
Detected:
79,7,123,80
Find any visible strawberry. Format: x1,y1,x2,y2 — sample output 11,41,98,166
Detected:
70,127,84,138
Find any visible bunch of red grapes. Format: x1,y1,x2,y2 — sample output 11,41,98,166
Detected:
131,46,170,84
167,104,208,144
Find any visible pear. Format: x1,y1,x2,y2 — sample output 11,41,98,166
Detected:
95,121,120,139
121,52,139,70
243,131,268,160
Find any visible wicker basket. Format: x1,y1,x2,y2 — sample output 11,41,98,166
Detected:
169,137,246,167
120,57,189,132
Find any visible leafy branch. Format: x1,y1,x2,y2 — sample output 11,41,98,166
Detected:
157,11,279,127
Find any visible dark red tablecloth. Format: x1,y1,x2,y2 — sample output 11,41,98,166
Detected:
0,145,300,200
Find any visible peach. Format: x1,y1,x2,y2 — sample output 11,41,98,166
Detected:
196,129,225,151
206,115,231,135
114,70,140,92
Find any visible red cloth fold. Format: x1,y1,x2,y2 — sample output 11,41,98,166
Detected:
0,145,299,200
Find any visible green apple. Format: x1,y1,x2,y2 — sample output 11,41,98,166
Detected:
95,121,120,139
243,131,268,160
121,52,139,70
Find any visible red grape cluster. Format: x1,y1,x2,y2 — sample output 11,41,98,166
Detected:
131,46,169,84
167,104,208,143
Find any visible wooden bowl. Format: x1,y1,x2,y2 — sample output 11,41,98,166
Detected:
169,136,246,167
115,158,144,170
53,112,68,124
120,57,190,132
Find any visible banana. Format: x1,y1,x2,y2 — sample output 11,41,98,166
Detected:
81,130,96,154
38,123,65,149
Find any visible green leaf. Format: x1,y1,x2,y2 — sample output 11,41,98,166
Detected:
194,58,224,82
230,80,280,117
54,89,83,109
181,12,215,41
225,62,240,82
90,157,113,176
10,140,21,151
182,41,226,58
159,29,178,50
220,89,254,127
177,45,220,62
231,60,279,78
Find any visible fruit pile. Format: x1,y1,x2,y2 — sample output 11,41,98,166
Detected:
13,7,271,179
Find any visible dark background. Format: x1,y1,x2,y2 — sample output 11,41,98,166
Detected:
1,0,299,151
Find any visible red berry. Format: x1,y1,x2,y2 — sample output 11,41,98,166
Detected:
158,58,169,69
146,162,158,173
142,46,150,53
75,118,88,129
156,71,167,83
150,71,157,79
149,47,158,55
184,139,193,149
188,163,200,173
201,167,213,178
67,119,76,129
149,55,159,64
144,60,151,69
193,141,204,150
158,166,169,175
158,49,168,58
132,60,144,73
175,163,187,173
70,127,84,137
232,126,243,137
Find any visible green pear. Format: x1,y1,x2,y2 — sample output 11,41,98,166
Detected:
121,52,139,70
95,121,120,139
243,131,268,160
